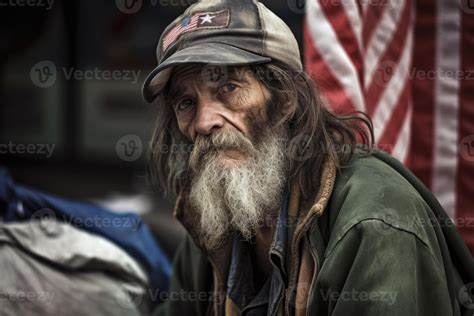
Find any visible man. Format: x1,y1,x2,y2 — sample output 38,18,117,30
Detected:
142,1,474,315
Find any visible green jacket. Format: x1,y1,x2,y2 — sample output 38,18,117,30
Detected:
155,149,474,316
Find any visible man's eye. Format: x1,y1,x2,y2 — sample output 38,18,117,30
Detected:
176,99,195,111
220,83,237,94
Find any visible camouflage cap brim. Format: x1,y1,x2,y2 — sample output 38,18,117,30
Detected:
142,42,271,103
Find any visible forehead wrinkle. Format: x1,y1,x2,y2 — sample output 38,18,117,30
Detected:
172,79,200,97
229,66,254,82
169,64,205,94
170,65,256,90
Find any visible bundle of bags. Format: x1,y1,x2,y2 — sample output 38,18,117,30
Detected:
0,168,171,315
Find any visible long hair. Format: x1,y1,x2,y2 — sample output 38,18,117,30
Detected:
149,61,374,199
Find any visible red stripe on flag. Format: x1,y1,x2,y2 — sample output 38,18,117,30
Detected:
304,21,357,115
406,0,437,188
362,0,389,50
365,0,412,117
318,0,364,86
163,16,199,51
456,9,474,256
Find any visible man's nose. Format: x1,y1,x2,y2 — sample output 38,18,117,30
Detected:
194,98,225,137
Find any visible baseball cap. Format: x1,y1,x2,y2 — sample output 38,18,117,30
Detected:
142,0,302,103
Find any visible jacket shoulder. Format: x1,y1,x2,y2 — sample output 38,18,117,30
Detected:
324,150,442,257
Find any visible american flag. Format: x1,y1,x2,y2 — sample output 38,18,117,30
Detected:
162,15,200,52
304,0,474,254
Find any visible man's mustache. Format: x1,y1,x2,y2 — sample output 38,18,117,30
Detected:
189,129,255,170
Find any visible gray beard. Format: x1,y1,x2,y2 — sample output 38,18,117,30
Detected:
188,128,288,250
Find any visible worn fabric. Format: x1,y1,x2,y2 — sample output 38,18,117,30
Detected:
0,168,171,296
0,221,150,315
155,149,474,316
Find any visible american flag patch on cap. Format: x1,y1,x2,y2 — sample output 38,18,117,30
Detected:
162,9,230,52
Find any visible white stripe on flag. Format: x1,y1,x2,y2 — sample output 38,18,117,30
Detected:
372,26,412,142
392,102,412,162
307,0,365,112
364,0,406,89
342,0,363,50
432,0,461,220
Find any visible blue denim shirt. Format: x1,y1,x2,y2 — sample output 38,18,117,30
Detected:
226,187,290,315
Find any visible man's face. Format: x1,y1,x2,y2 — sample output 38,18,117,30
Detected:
166,64,289,250
167,64,272,168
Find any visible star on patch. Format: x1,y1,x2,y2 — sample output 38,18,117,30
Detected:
199,14,215,24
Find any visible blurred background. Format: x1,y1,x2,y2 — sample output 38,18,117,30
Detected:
0,0,304,257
